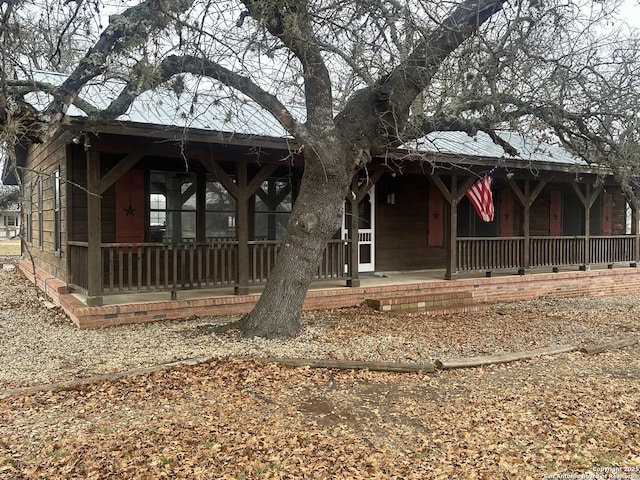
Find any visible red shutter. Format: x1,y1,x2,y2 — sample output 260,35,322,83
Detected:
116,169,145,244
602,193,613,236
428,186,444,247
499,187,514,237
549,191,562,236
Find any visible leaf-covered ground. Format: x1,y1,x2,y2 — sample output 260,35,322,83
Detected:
2,348,639,479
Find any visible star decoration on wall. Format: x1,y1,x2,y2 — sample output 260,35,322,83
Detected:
124,204,136,217
432,211,440,219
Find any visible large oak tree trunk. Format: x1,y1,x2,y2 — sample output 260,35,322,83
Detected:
239,143,353,338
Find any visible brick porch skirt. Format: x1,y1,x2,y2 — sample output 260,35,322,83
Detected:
17,258,640,329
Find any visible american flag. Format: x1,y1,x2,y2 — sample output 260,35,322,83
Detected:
466,175,495,222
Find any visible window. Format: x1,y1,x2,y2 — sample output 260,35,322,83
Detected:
54,169,61,252
5,216,17,227
254,179,292,240
37,178,43,249
205,178,236,240
25,185,32,243
149,171,196,242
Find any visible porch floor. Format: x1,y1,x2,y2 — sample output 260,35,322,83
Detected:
79,269,450,307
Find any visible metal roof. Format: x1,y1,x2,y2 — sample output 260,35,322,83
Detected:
410,130,587,168
30,72,293,138
28,72,587,168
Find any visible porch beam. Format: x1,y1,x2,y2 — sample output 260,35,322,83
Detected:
507,177,550,272
86,150,103,306
507,177,550,207
233,162,280,295
454,177,476,203
429,174,454,204
570,183,602,269
247,164,279,195
182,183,197,205
584,184,591,268
570,182,603,269
202,159,239,198
355,169,385,201
529,178,550,206
570,181,603,210
98,153,144,195
256,182,292,207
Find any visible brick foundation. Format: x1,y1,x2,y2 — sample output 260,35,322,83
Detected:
17,258,640,328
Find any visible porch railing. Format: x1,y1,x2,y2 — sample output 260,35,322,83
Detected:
457,237,525,271
68,241,89,291
457,235,637,272
529,236,585,267
589,235,636,264
68,239,350,295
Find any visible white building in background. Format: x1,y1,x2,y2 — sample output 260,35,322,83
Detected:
0,205,20,239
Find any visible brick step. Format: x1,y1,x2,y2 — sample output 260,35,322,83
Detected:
365,290,475,313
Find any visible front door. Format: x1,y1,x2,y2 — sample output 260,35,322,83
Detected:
342,186,375,273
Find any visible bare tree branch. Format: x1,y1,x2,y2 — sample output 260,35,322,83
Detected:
93,54,309,142
241,0,332,129
336,0,508,153
44,0,195,133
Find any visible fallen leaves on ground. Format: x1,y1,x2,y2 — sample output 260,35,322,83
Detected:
2,349,639,479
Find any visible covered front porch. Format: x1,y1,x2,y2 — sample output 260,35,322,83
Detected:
17,122,639,326
64,132,640,306
66,233,640,305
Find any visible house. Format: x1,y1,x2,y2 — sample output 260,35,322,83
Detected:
0,206,20,240
4,78,640,327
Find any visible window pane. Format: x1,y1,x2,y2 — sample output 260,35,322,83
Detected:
255,180,292,212
254,179,292,240
164,211,196,241
150,171,196,242
206,180,234,211
206,178,235,240
206,212,236,240
255,212,290,240
150,193,166,210
181,181,196,210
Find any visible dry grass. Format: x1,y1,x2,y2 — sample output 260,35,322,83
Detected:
0,239,20,256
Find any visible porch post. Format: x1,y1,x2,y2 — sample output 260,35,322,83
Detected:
523,180,530,272
446,176,458,280
86,150,103,306
235,159,250,295
430,174,468,280
583,184,591,270
508,177,550,274
345,171,384,287
571,182,602,271
347,177,360,287
634,208,640,266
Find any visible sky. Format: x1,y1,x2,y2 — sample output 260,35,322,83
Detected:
618,0,640,27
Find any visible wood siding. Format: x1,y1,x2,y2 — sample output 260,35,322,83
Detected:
375,176,446,271
22,134,68,281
